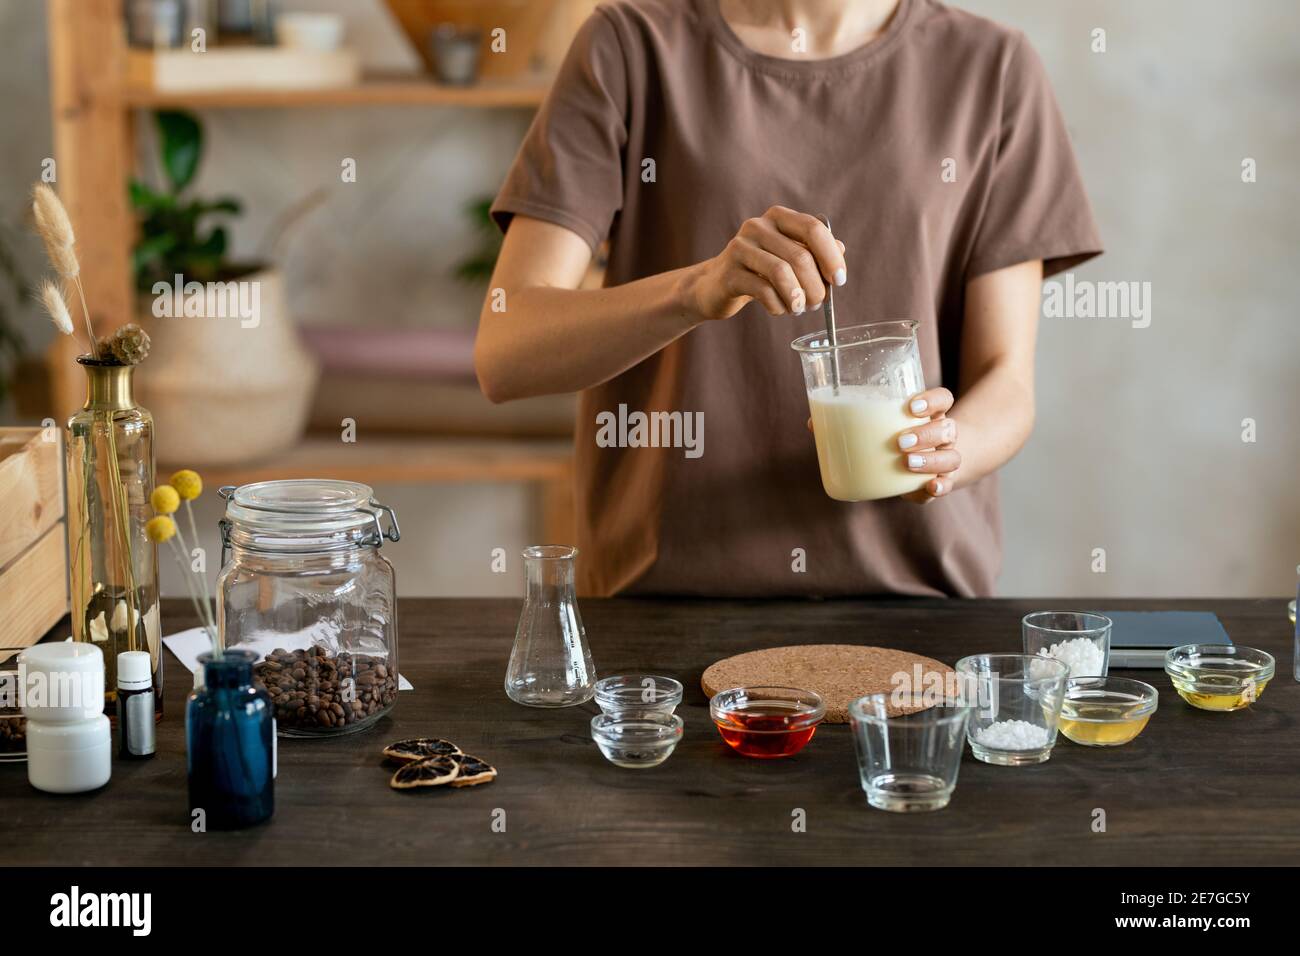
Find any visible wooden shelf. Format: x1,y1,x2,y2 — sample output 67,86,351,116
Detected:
122,71,551,110
195,433,576,542
196,433,573,488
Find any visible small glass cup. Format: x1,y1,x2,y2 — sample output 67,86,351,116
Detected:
849,693,970,813
956,653,1069,766
594,675,682,717
590,713,683,769
791,320,927,502
1289,597,1296,682
1058,677,1158,747
709,686,824,758
1022,611,1111,678
1165,643,1275,711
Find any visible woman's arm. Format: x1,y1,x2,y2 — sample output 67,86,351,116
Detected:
895,258,1043,499
474,217,699,403
474,209,846,403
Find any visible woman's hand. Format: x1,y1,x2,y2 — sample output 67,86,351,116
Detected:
897,387,961,503
679,206,847,322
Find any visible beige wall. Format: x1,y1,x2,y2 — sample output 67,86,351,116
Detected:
3,1,1296,598
966,1,1299,596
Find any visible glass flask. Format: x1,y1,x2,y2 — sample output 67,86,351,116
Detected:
217,479,400,737
505,546,596,707
186,650,274,829
66,358,162,717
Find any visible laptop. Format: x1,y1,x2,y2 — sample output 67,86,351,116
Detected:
1101,611,1231,669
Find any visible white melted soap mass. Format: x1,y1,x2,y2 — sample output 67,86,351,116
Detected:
807,384,928,501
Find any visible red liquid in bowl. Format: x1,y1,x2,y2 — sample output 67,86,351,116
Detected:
713,705,820,758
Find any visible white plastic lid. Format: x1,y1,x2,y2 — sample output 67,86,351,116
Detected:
117,651,153,690
19,641,104,676
18,642,105,722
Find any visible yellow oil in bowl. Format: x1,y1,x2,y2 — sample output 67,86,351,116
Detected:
1170,674,1271,711
1164,644,1275,713
1057,677,1157,747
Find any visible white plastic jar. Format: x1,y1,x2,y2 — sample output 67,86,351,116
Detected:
20,643,111,793
26,715,112,793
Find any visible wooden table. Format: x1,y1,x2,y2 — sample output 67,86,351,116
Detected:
2,598,1295,866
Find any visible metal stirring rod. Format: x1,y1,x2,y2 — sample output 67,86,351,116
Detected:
818,214,841,393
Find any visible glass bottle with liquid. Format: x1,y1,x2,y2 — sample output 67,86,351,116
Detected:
67,358,162,718
186,649,274,829
505,546,596,707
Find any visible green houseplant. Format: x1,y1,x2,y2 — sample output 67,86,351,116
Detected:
130,110,319,467
131,111,249,291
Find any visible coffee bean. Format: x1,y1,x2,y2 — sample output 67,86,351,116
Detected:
254,650,396,734
0,716,26,754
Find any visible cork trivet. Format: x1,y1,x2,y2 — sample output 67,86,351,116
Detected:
702,644,953,724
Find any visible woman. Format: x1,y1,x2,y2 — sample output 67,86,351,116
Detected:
476,0,1101,597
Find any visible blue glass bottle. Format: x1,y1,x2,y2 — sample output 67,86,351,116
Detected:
186,650,274,829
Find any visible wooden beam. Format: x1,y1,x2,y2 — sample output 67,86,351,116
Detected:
199,435,574,489
45,0,134,419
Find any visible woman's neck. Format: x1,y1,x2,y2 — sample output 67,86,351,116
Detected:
719,0,903,59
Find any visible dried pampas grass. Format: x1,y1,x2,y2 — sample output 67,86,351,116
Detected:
31,182,98,357
32,183,78,279
37,278,74,336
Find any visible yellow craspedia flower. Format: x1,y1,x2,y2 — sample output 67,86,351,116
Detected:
150,484,180,514
145,515,176,543
171,469,202,500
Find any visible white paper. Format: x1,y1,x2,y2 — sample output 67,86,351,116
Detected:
163,627,413,691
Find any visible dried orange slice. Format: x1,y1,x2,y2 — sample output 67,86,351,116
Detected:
383,738,462,764
448,753,497,788
390,755,460,790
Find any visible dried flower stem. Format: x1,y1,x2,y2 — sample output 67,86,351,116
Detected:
181,499,218,646
71,276,97,359
100,420,139,652
165,533,217,648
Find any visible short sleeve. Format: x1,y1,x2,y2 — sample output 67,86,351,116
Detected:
966,34,1103,280
491,10,629,252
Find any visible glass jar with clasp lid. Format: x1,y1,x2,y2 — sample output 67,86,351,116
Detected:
217,479,401,738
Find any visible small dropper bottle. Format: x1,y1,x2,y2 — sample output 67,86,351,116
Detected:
117,651,156,759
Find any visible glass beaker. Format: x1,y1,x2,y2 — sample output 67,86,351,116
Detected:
505,546,596,707
791,320,928,501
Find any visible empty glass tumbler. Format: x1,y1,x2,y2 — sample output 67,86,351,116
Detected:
505,546,596,707
849,693,970,812
791,320,928,501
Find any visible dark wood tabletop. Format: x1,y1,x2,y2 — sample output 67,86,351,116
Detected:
2,597,1296,866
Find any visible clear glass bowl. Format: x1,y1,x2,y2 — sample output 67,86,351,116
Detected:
1165,644,1275,712
1058,677,1158,746
594,675,683,717
709,686,825,759
590,713,683,768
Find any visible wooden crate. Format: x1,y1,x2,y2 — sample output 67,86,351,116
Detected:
0,427,68,649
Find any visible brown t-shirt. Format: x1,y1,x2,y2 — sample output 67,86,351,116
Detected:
492,0,1102,597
